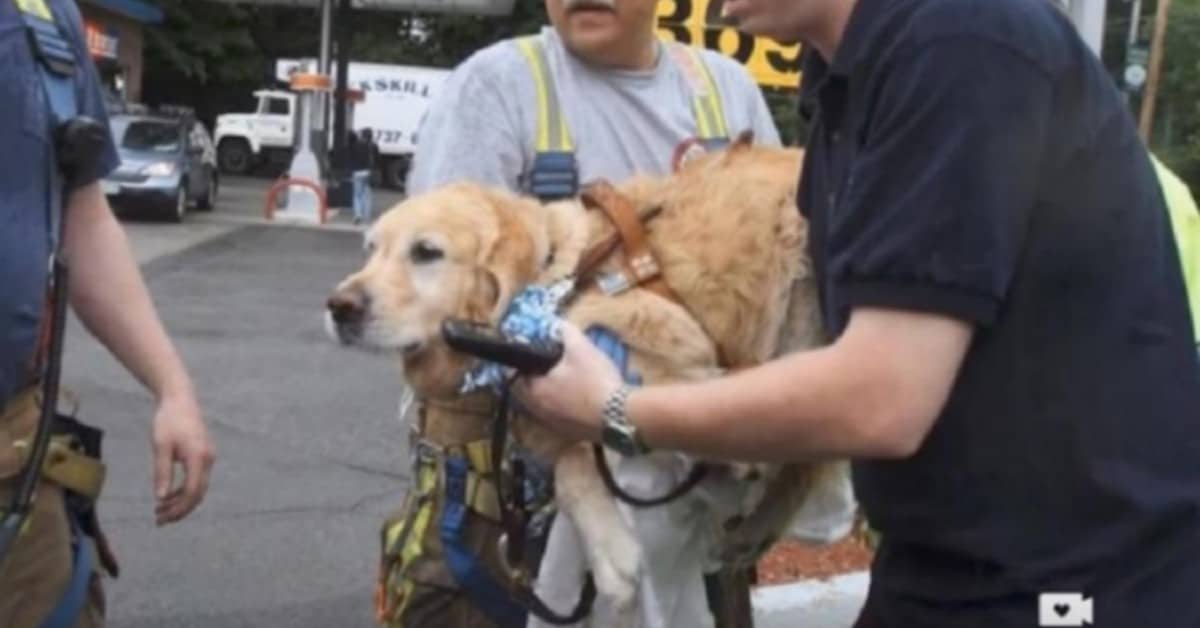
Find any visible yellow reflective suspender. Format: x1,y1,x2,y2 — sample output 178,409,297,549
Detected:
667,42,730,147
1150,154,1200,344
516,36,579,201
14,0,52,20
514,35,732,201
516,37,573,154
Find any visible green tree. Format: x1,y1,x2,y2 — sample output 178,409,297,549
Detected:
142,1,307,128
1148,0,1200,185
349,4,549,66
142,2,550,127
1101,0,1200,187
143,0,261,85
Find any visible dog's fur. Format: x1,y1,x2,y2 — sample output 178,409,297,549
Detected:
326,138,844,623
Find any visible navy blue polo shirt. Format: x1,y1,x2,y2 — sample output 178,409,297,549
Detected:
798,0,1200,626
0,0,119,406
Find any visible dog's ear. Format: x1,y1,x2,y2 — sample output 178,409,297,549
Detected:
463,266,501,323
472,187,542,322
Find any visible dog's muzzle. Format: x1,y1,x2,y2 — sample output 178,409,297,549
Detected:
326,289,368,344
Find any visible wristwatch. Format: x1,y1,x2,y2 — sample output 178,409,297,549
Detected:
600,384,650,456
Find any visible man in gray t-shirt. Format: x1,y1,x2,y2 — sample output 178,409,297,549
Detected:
407,25,780,195
405,3,781,627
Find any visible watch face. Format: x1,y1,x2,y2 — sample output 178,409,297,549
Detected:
602,422,636,455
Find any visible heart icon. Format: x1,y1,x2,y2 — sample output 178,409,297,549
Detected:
1054,603,1071,617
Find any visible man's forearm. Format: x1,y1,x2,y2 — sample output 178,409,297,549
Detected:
628,308,972,464
62,183,194,401
630,346,890,463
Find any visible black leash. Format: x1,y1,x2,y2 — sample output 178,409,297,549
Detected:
491,376,596,626
592,443,709,508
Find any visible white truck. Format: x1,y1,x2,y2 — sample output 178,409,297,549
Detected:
213,59,450,190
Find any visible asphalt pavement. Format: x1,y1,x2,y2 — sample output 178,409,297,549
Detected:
72,178,410,628
65,175,864,627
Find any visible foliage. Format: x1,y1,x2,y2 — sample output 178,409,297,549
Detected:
1148,0,1200,186
142,0,260,85
348,3,549,67
1101,0,1200,188
762,87,803,146
141,2,550,129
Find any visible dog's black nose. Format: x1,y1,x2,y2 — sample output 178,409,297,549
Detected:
326,289,366,325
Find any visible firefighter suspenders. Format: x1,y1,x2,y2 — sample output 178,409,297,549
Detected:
516,34,732,202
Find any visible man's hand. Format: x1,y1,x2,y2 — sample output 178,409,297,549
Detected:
516,321,624,442
64,182,216,524
151,390,214,526
522,307,972,463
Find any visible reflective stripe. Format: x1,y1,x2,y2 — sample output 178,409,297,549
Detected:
669,43,729,141
1150,154,1200,343
14,0,51,20
377,438,502,622
377,462,437,622
514,36,731,201
464,439,492,474
395,464,436,617
12,0,77,254
516,37,573,152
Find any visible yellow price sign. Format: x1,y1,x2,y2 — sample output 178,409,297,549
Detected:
656,0,803,89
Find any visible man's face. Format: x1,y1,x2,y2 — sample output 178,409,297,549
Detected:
721,0,825,44
545,0,658,65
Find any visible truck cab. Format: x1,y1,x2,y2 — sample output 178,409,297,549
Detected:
215,59,447,191
214,90,298,176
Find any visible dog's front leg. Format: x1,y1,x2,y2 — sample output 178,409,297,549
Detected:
554,442,643,626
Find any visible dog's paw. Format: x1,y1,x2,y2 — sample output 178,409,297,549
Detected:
588,531,643,619
728,462,766,482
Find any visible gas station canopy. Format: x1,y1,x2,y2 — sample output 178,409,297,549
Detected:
209,0,515,15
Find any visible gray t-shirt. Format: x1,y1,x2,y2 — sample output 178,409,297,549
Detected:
407,26,781,195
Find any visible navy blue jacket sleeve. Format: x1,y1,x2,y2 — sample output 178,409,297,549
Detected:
61,0,119,188
828,36,1054,327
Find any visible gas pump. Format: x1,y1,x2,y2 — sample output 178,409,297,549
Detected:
265,65,331,224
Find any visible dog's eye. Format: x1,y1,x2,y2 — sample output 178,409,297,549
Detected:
409,240,444,264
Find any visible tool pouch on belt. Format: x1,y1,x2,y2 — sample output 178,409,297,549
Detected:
0,389,119,578
374,440,517,628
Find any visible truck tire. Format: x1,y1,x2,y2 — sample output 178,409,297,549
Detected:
218,138,253,175
381,156,410,192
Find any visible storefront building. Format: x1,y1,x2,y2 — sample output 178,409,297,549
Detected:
78,0,163,104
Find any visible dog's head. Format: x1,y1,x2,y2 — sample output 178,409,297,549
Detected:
325,182,550,395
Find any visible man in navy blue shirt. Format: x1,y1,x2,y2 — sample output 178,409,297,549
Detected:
517,0,1200,626
1,1,214,625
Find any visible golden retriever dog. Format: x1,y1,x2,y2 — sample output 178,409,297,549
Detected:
325,138,844,624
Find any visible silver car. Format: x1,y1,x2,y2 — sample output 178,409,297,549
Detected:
103,110,219,222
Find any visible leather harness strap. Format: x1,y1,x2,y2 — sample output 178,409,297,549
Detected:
572,183,739,370
579,181,680,304
573,205,662,283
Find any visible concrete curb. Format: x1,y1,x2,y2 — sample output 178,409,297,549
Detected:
752,570,869,628
194,212,366,234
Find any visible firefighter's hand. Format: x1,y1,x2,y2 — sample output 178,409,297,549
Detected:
151,391,215,526
515,321,623,443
